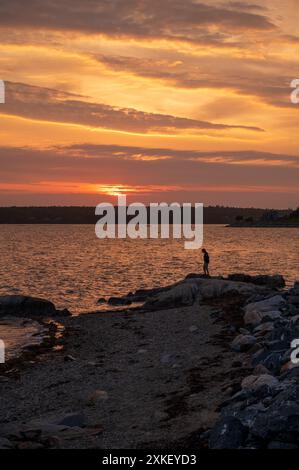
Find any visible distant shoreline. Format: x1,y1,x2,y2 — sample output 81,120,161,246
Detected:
0,206,287,225
228,223,299,228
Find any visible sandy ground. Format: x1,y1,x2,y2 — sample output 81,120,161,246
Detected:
0,301,244,449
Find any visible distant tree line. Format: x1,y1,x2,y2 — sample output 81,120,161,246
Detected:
0,206,271,224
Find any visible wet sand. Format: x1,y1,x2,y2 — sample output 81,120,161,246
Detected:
0,318,48,361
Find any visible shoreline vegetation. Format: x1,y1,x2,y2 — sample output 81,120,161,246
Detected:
0,206,298,227
0,206,271,225
229,208,299,228
0,273,298,449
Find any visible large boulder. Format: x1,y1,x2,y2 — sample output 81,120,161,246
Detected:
231,334,257,352
144,277,264,310
107,297,132,306
209,416,248,449
0,295,68,317
250,384,299,444
244,295,285,326
286,295,299,306
253,322,275,336
185,278,266,300
144,282,199,310
143,277,271,311
241,374,279,392
0,437,14,449
245,295,285,314
252,349,286,375
227,274,285,289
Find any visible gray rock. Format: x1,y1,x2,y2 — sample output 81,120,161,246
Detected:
244,309,282,327
0,295,57,317
287,295,299,306
209,416,248,449
253,322,274,336
189,325,198,333
108,297,132,306
286,304,299,316
231,403,266,429
144,283,199,310
241,374,279,392
219,389,253,409
245,295,285,315
261,311,282,323
252,349,285,374
269,325,299,344
227,274,285,289
251,402,299,443
279,364,299,380
56,413,87,428
239,328,250,335
244,310,262,327
268,441,298,449
290,315,299,326
0,437,14,449
231,334,257,352
160,354,176,364
253,364,271,376
249,384,299,443
127,285,172,303
293,281,299,292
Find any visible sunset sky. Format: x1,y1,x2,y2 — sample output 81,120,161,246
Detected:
0,0,298,208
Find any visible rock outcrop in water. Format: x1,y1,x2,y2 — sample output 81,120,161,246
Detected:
226,274,285,289
102,274,284,312
0,295,70,317
143,277,272,311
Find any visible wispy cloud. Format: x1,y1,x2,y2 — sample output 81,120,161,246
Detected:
2,81,264,133
0,1,275,43
0,143,298,207
96,54,296,108
0,143,298,185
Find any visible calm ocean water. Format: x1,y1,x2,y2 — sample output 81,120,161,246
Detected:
0,224,298,315
0,224,298,359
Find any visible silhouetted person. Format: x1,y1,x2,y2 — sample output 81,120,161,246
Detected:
202,248,210,277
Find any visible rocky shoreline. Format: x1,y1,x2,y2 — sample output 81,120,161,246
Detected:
0,273,298,449
209,281,299,449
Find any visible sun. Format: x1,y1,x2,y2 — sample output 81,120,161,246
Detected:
96,184,137,197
